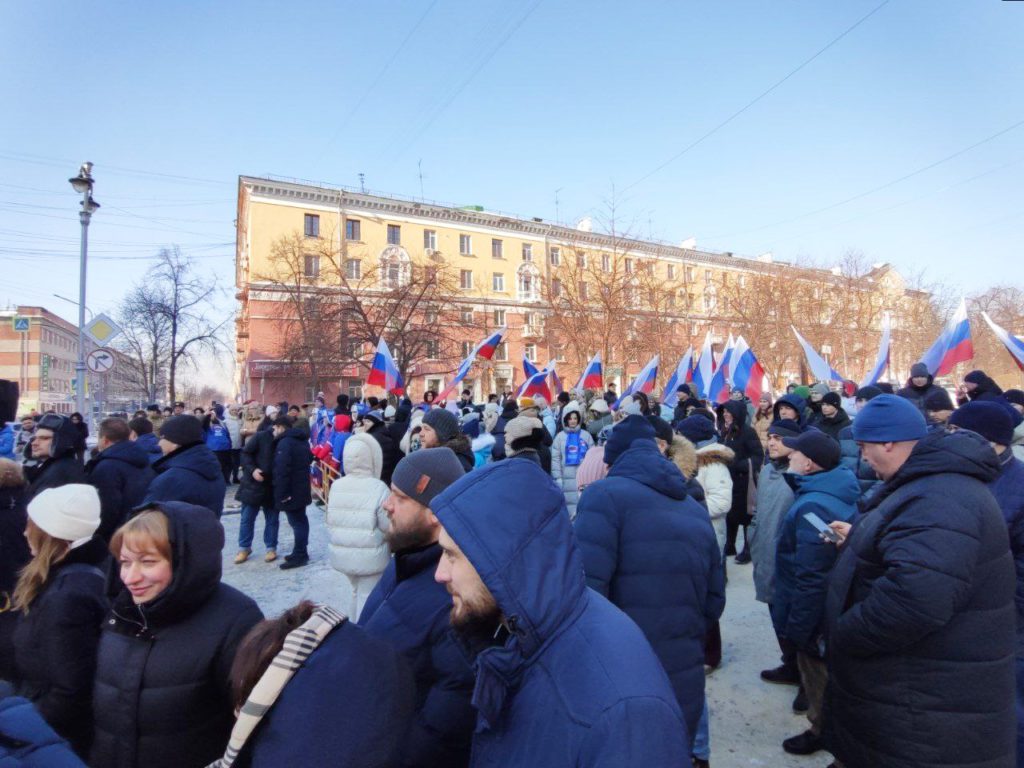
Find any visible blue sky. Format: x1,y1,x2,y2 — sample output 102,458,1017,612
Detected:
2,0,1021,339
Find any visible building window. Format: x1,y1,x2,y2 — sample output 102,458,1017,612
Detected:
522,243,533,261
686,267,694,282
344,259,361,280
304,214,320,238
303,254,319,278
705,269,712,285
460,270,474,290
576,251,587,269
517,262,540,302
461,309,474,323
492,273,505,292
551,278,562,298
387,225,401,245
494,342,508,362
459,234,472,255
552,344,566,362
624,258,633,274
602,254,611,272
426,340,439,359
345,219,361,240
667,264,675,279
493,309,506,326
549,247,560,266
739,274,747,288
579,281,589,300
461,340,474,357
524,343,537,362
379,247,410,289
423,229,437,250
491,239,503,259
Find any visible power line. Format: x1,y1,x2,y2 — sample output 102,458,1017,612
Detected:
624,0,890,192
0,151,230,187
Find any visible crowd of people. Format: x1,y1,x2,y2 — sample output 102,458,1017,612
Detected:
0,365,1023,767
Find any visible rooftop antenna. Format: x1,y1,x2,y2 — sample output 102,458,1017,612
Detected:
418,159,425,200
555,188,563,224
358,173,366,194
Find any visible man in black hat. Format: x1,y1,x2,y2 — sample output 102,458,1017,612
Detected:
141,414,226,517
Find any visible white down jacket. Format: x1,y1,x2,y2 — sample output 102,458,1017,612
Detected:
550,402,593,520
326,433,391,577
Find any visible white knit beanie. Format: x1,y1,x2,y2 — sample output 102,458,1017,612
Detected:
265,405,279,418
28,484,101,544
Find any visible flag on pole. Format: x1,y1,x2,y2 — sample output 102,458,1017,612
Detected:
692,332,715,399
367,338,405,395
435,350,477,403
661,348,695,407
612,355,660,410
708,333,735,404
792,326,847,383
730,336,765,403
860,313,891,388
575,353,603,391
523,355,539,379
517,361,553,401
549,365,564,396
919,298,973,377
981,312,1024,373
476,327,508,361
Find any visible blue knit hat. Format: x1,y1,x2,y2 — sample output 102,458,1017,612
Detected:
603,415,656,466
676,414,715,444
767,418,802,438
948,401,1014,446
851,394,927,443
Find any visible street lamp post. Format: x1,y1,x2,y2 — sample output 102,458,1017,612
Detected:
69,163,99,427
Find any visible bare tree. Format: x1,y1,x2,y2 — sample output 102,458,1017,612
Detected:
969,285,1024,385
115,284,172,403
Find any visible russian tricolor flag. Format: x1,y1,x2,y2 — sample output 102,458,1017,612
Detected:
612,355,659,410
982,311,1024,373
730,336,765,403
550,366,564,395
692,332,715,400
860,313,891,388
518,361,553,401
575,352,603,391
920,298,973,377
708,333,735,405
792,326,847,383
523,355,539,379
367,338,405,395
435,350,477,403
477,327,507,361
661,348,694,407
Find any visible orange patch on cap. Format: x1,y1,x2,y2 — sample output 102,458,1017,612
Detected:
416,474,431,494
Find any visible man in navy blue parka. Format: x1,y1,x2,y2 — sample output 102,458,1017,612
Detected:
431,453,689,767
573,414,725,744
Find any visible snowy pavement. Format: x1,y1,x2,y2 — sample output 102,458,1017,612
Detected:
219,494,831,767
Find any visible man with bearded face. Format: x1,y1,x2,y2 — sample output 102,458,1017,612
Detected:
357,448,474,768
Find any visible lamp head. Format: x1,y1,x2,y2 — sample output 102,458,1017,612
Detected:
69,162,94,194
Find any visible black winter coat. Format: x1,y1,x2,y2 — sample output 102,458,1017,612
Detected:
815,409,851,441
91,502,263,768
143,442,226,517
825,430,1016,768
0,477,29,683
23,454,85,503
896,374,946,415
272,428,312,513
489,405,519,461
717,400,764,527
85,441,155,543
13,537,108,757
364,422,401,485
236,430,275,508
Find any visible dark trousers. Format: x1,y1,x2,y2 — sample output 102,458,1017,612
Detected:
797,652,828,736
229,449,241,481
725,520,749,556
284,508,309,557
215,450,232,483
777,629,799,674
704,620,722,669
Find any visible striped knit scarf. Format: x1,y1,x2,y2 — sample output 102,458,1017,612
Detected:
207,604,347,768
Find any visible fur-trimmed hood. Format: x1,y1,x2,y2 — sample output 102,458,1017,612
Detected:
695,442,735,468
667,434,698,480
0,457,25,488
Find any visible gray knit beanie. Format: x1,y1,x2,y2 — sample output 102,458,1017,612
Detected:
391,447,467,508
422,408,460,444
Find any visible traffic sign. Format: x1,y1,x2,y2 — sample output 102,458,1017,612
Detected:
86,348,115,374
84,313,123,346
12,317,29,332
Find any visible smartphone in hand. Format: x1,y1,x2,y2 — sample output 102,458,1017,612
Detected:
804,512,842,544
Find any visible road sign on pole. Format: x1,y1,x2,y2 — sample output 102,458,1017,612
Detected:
84,313,123,347
12,317,29,332
86,348,115,374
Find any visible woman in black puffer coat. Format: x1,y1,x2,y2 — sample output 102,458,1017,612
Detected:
91,501,263,768
0,459,30,681
716,400,764,561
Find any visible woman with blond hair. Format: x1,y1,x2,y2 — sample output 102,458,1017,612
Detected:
91,502,263,768
10,484,108,758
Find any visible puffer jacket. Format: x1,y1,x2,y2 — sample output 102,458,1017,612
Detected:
989,449,1024,656
91,502,263,768
364,420,402,484
0,696,89,767
550,403,593,519
815,408,851,441
471,433,495,468
273,427,313,513
442,433,475,474
896,373,946,415
0,423,15,460
358,543,476,767
85,440,155,543
575,440,725,741
825,429,1016,768
748,459,795,604
202,416,232,453
12,536,108,758
326,433,390,579
143,442,226,517
773,393,808,425
236,429,275,508
667,434,708,511
716,400,764,527
22,416,85,502
132,432,162,465
838,424,881,496
223,412,242,450
432,457,690,766
770,465,858,652
1012,418,1024,462
694,439,734,553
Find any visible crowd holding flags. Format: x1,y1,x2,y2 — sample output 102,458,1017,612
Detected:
661,349,694,407
920,297,974,378
860,312,892,388
692,332,715,400
367,339,405,395
708,333,736,405
729,336,764,403
575,353,604,391
612,355,659,410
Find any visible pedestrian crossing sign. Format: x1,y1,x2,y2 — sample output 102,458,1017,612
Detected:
12,317,29,332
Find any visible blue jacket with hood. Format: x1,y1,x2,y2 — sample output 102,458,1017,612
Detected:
574,440,725,740
431,457,689,768
132,432,163,465
773,393,808,426
770,464,859,652
142,442,226,517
